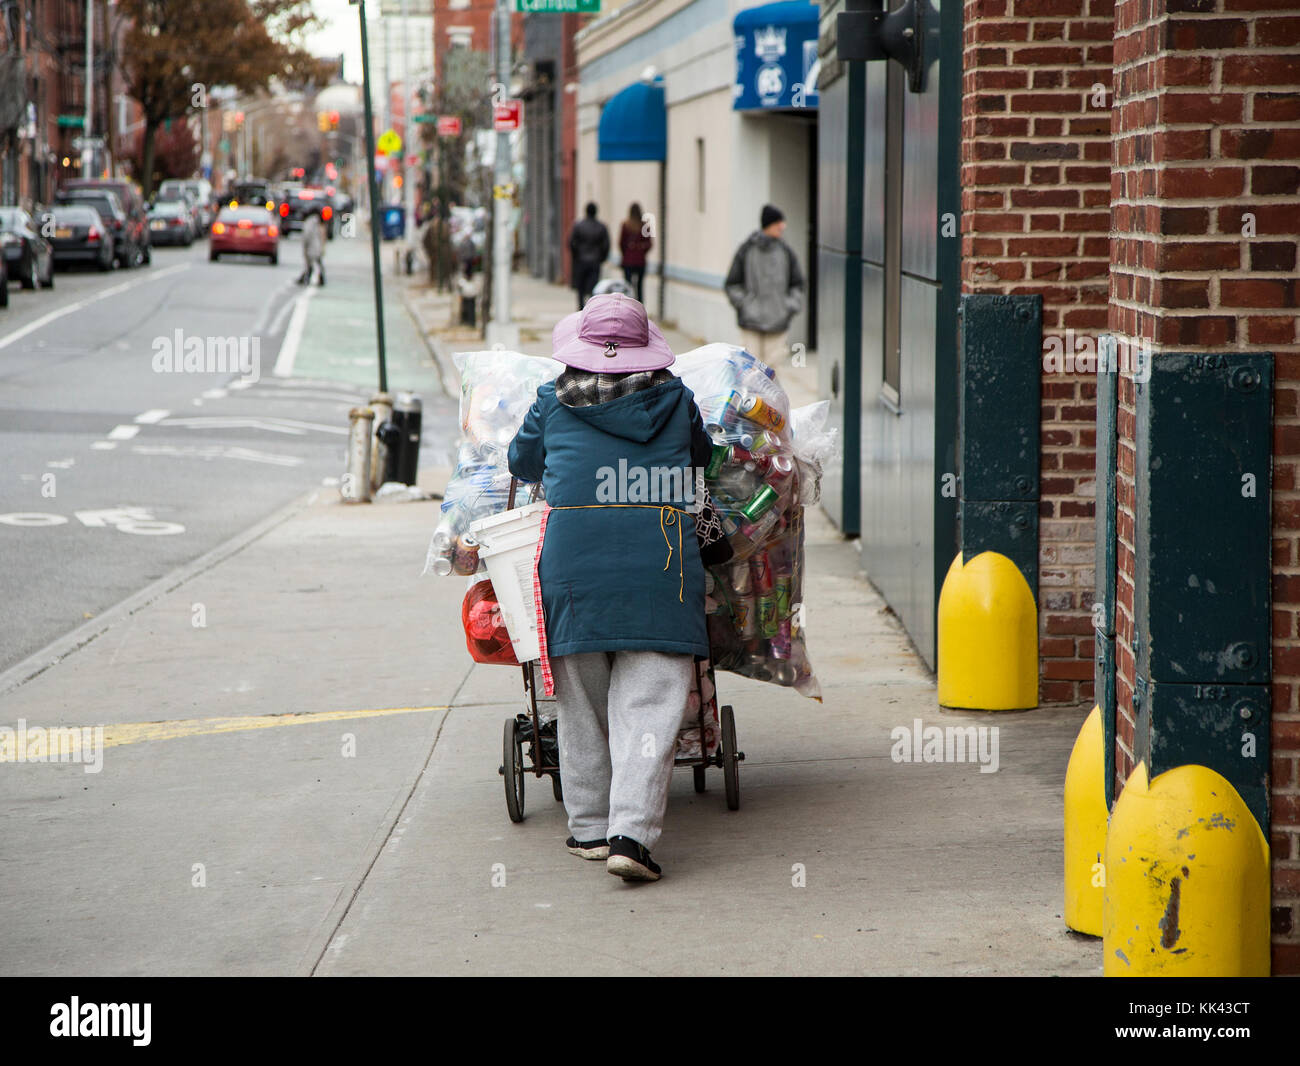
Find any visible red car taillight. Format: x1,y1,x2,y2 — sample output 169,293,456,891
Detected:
237,219,253,229
268,225,279,238
279,203,289,217
87,228,100,242
321,206,334,221
211,222,226,235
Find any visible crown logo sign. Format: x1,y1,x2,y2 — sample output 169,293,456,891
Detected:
754,25,786,61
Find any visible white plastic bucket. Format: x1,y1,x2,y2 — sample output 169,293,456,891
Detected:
469,502,547,663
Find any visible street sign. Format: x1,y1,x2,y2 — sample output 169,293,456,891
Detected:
436,116,462,137
57,114,85,129
413,113,437,124
71,136,105,150
515,0,599,10
493,101,522,131
377,128,402,154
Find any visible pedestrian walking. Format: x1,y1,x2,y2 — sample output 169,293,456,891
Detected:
568,202,610,310
298,206,326,287
618,202,652,305
724,204,805,367
507,293,713,882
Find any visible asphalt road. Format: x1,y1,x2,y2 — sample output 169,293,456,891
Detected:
0,231,455,674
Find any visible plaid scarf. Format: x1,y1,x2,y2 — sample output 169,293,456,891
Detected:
554,367,675,408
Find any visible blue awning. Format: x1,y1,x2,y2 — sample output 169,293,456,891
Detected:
598,82,667,162
733,1,820,112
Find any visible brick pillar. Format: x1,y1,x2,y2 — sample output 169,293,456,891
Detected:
1109,0,1300,974
960,0,1115,705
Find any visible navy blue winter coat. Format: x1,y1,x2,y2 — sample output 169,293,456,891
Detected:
507,377,713,659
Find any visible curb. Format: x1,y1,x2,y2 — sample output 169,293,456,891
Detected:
397,279,457,401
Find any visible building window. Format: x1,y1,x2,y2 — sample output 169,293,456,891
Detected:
447,28,472,48
695,137,705,213
449,0,470,7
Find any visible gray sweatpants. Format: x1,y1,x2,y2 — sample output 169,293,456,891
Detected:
550,650,695,851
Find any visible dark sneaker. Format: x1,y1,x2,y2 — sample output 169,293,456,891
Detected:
566,836,610,860
606,835,661,881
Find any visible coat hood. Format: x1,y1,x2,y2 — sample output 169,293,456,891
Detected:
558,378,686,443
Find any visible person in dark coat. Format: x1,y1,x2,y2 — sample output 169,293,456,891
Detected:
508,293,713,882
724,203,805,367
568,202,610,310
618,201,652,305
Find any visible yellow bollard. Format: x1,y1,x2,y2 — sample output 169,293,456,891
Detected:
937,551,1037,710
1103,761,1270,976
1063,705,1107,936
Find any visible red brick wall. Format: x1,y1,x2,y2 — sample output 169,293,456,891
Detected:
432,0,525,85
960,0,1116,705
1109,0,1300,975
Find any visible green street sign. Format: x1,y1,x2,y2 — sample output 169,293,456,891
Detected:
58,114,85,129
515,0,599,11
413,114,437,124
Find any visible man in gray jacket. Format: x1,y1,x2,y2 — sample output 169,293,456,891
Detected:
724,204,804,367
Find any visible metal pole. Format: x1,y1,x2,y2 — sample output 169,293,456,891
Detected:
492,0,512,328
355,0,390,395
400,0,414,252
82,0,93,174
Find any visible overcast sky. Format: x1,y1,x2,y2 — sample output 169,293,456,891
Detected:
308,0,435,85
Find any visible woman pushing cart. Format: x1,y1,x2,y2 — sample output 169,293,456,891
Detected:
505,292,719,883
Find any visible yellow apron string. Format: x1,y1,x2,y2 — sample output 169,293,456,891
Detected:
548,503,689,603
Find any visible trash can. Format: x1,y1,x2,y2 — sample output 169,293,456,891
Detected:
381,391,422,485
381,205,405,241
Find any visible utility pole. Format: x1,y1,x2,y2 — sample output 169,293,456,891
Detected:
488,0,515,346
82,0,94,175
353,0,390,394
400,0,415,256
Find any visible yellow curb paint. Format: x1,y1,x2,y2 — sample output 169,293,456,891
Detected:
0,706,449,759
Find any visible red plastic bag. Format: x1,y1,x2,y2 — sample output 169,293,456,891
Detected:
462,578,519,665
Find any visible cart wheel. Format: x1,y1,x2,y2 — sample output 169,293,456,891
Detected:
503,717,525,823
693,766,707,793
552,774,564,803
721,704,740,811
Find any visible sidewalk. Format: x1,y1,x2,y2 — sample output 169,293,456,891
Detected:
401,268,822,412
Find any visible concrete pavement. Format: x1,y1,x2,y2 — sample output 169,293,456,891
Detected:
0,267,1101,976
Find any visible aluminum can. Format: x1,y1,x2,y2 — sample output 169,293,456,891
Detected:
740,484,779,521
729,558,753,595
758,592,779,637
751,550,774,592
704,441,729,480
739,393,786,433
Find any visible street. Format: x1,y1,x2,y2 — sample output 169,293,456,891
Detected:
0,234,456,676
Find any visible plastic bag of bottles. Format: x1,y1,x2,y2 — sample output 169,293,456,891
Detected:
424,350,559,576
671,343,826,700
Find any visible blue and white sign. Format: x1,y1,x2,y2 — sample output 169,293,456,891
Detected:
733,1,820,112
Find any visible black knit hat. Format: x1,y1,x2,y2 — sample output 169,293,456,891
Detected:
760,204,785,228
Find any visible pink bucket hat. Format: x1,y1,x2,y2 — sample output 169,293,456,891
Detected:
551,293,675,372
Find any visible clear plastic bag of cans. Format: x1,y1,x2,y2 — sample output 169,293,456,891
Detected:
423,351,559,577
672,344,824,700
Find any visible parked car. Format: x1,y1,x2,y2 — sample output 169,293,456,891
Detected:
0,253,8,307
61,178,151,265
154,186,200,238
54,188,141,268
47,204,115,271
160,178,213,231
148,200,195,246
208,204,279,264
0,206,55,290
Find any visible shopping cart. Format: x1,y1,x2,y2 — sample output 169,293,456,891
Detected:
491,481,743,823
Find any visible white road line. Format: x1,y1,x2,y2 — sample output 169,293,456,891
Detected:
200,388,228,399
107,425,140,440
0,263,192,353
134,409,170,424
90,441,116,450
274,287,317,379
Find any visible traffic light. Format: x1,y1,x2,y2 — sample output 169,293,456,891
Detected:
329,111,340,131
318,111,330,132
